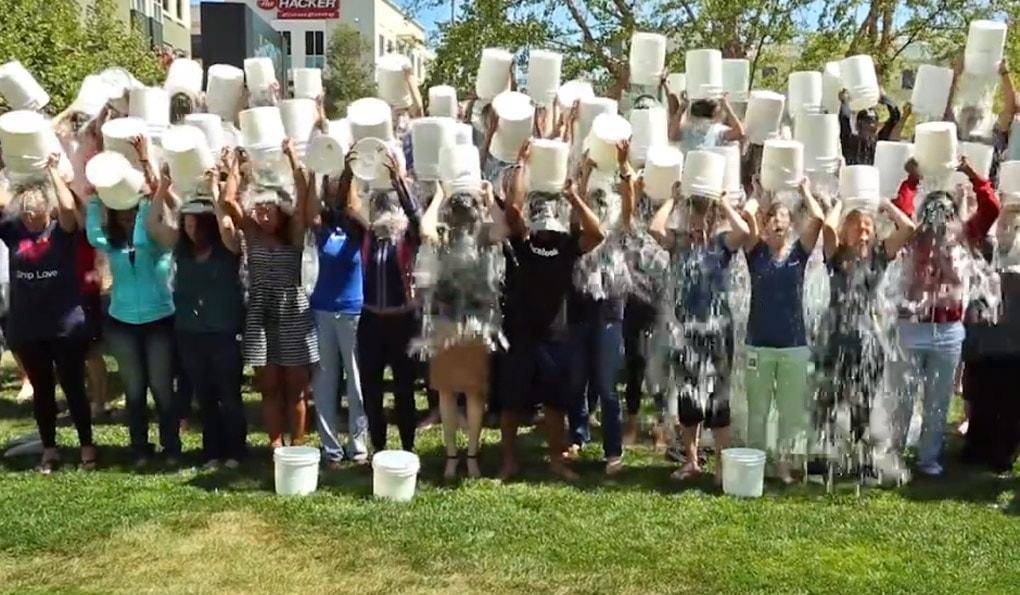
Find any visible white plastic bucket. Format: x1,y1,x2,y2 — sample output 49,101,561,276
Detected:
0,110,55,166
685,49,723,100
787,71,823,118
794,113,840,173
722,59,750,102
839,164,880,203
377,53,412,108
292,67,323,100
273,446,321,496
998,161,1020,206
643,145,683,204
708,144,742,197
744,90,785,144
162,125,215,195
239,106,286,150
721,448,766,498
411,117,457,181
206,64,246,122
874,141,915,198
490,91,534,163
0,61,49,111
164,58,203,98
630,33,667,86
528,50,562,105
821,62,842,114
556,80,594,111
527,138,569,193
244,57,278,96
585,113,632,171
666,73,686,95
476,48,514,100
86,151,144,211
101,117,154,171
440,143,482,185
347,97,394,142
70,75,117,118
306,120,353,176
428,85,458,118
279,98,318,148
183,113,226,154
453,122,473,145
680,149,726,199
128,86,170,133
628,106,668,166
839,55,880,112
964,20,1007,76
911,65,954,119
761,139,804,192
372,450,420,502
959,141,994,177
914,121,958,177
350,137,390,183
574,97,618,154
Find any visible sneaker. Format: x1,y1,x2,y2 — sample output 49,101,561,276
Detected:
605,456,624,476
202,460,221,471
916,462,944,477
223,459,241,470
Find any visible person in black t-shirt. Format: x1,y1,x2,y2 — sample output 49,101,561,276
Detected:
498,141,605,482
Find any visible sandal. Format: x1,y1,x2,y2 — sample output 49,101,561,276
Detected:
37,455,60,475
670,461,701,481
80,447,99,472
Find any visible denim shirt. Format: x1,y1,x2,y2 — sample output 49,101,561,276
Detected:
86,197,174,324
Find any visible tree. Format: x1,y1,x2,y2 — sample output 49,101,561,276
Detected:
322,23,376,118
0,0,163,113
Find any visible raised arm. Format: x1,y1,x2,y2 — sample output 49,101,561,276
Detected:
960,156,1001,242
877,93,901,141
219,148,246,230
617,140,635,231
404,65,424,119
210,169,242,254
129,135,158,195
85,196,110,251
881,197,916,257
888,102,911,141
480,105,498,170
821,199,843,260
144,163,180,250
386,150,420,240
283,138,308,246
47,154,78,233
720,192,750,252
504,141,530,239
648,197,676,250
797,178,825,253
419,182,444,244
997,60,1016,132
566,178,606,254
720,94,747,143
741,198,761,252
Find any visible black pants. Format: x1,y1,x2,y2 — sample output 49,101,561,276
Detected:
12,335,92,449
962,357,1020,472
623,298,657,415
177,331,247,461
358,310,418,451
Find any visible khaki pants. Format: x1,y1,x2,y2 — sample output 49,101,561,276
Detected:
745,345,810,453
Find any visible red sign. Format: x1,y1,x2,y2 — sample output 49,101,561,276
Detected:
256,0,276,9
275,0,339,19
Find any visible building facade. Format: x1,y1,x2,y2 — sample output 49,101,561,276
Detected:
78,0,192,56
232,0,430,83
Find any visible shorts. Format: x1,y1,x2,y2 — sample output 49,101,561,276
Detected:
81,293,106,345
501,338,572,413
669,327,734,429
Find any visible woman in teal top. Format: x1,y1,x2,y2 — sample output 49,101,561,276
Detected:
85,137,179,467
146,163,247,468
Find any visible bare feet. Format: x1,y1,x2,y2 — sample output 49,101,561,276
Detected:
564,444,582,460
17,380,34,403
670,460,701,481
38,448,60,475
444,455,460,480
466,455,481,479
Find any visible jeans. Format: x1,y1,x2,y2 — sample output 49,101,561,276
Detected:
873,322,963,469
623,298,657,415
105,317,180,458
567,319,624,458
12,335,92,449
358,310,418,452
177,330,247,461
745,345,810,452
313,310,368,461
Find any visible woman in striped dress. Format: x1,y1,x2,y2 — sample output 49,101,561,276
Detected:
221,141,318,450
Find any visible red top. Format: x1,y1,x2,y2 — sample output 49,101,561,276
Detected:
75,233,101,296
898,173,1001,323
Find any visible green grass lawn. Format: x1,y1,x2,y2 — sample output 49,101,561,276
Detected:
0,362,1018,594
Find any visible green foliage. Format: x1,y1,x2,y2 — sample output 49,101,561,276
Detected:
0,0,163,113
322,23,376,118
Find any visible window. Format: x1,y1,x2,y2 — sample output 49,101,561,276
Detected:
379,35,385,57
283,32,292,57
176,0,183,20
305,30,325,69
901,69,916,90
386,39,393,54
162,0,168,13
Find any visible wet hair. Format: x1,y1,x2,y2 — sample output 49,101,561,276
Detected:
103,207,138,249
690,99,719,120
319,174,350,230
13,184,53,216
177,211,223,256
170,92,194,124
632,94,659,110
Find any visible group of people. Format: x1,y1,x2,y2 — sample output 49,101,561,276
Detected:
1,28,1018,489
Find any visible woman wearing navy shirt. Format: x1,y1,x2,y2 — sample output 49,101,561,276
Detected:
0,156,95,473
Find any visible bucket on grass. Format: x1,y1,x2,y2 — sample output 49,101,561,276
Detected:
721,448,766,498
273,446,321,496
372,450,421,502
